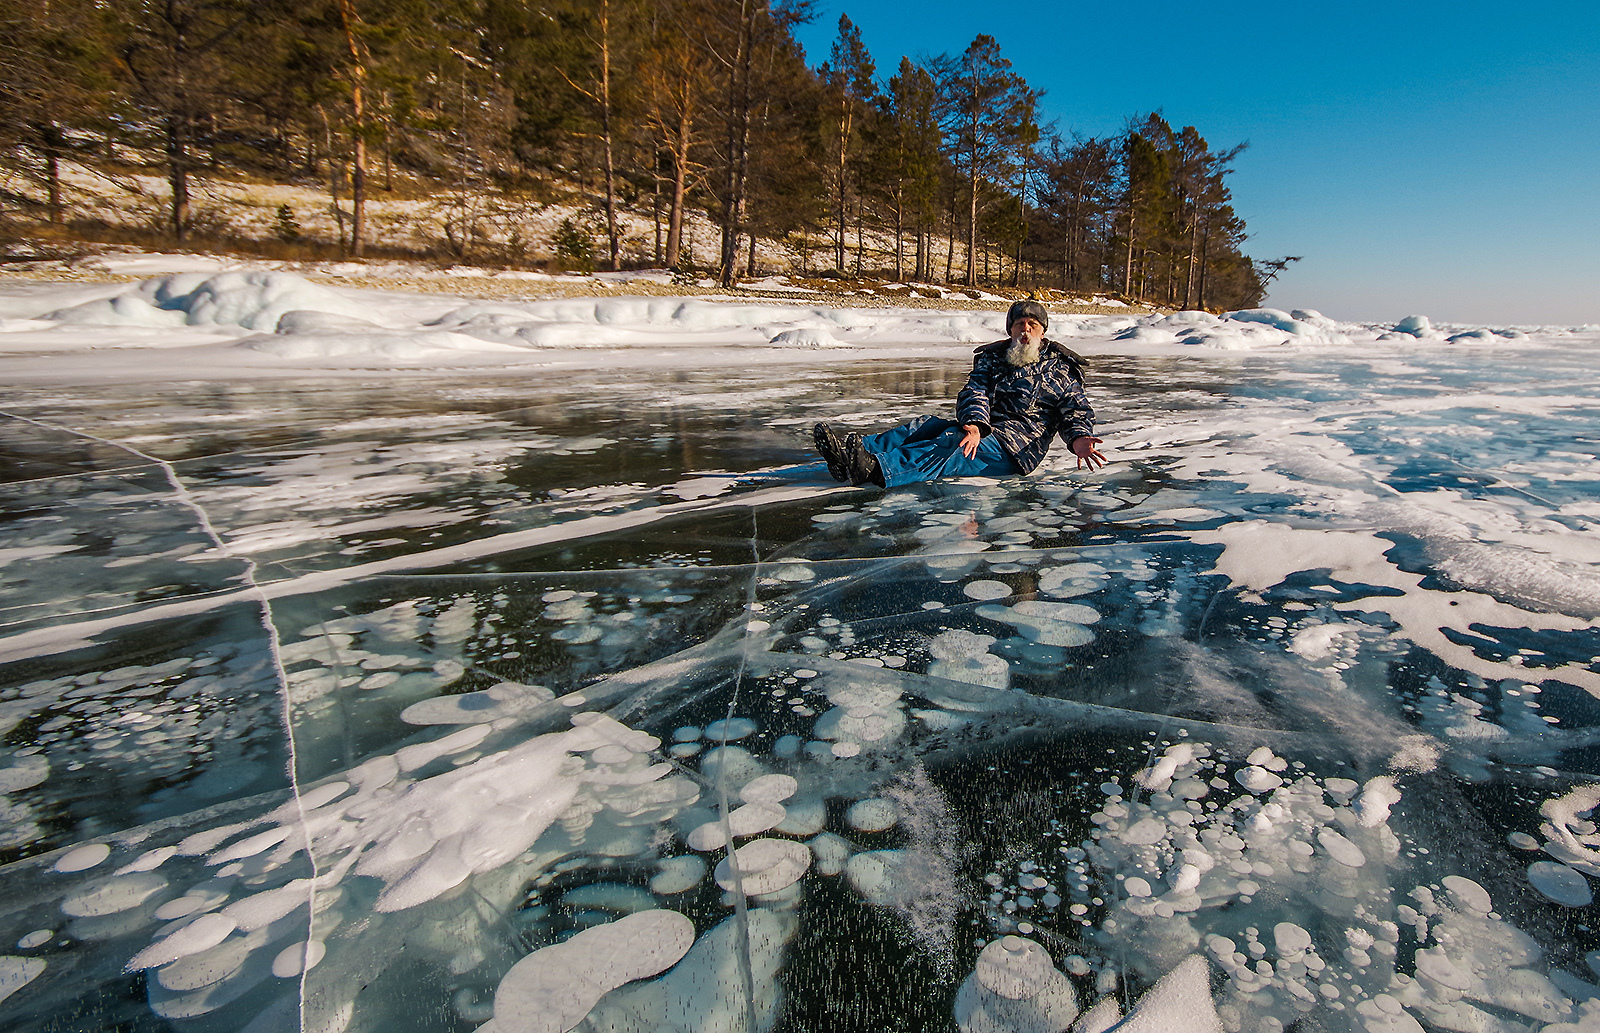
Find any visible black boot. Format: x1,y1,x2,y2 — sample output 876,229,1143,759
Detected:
844,433,885,487
813,423,849,482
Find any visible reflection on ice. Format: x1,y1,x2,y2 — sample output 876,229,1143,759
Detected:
3,318,1600,1032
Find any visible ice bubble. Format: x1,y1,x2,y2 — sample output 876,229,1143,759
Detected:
562,884,661,915
1324,778,1359,803
1168,864,1202,895
809,833,853,876
1414,946,1470,993
953,936,1081,1033
1121,818,1167,846
845,850,907,905
704,717,758,741
686,802,787,850
1136,744,1196,791
846,798,899,832
1236,766,1283,794
126,913,238,971
775,797,827,836
713,838,811,895
479,910,695,1033
154,882,231,920
270,940,325,978
650,856,707,895
115,846,177,876
1124,877,1153,898
831,742,862,758
739,774,798,804
1273,922,1312,957
1528,861,1593,907
963,580,1013,601
698,746,763,785
1440,875,1492,915
927,629,997,661
0,754,49,793
975,936,1059,1000
1507,832,1540,850
15,931,50,950
1317,830,1367,868
400,683,554,725
1355,994,1426,1032
154,935,257,992
976,602,1096,647
53,843,111,873
60,873,168,918
0,957,47,1006
1357,776,1402,828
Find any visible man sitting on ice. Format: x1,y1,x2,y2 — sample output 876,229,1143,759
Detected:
814,299,1107,487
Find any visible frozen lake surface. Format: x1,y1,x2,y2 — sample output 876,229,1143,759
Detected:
2,269,1599,1033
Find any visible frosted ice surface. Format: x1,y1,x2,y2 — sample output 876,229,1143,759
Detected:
7,279,1600,1033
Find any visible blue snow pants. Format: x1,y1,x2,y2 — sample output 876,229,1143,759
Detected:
860,415,1021,488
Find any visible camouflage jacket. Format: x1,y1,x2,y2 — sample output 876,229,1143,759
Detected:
955,338,1095,475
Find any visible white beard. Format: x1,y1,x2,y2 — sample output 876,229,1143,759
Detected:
1005,335,1042,367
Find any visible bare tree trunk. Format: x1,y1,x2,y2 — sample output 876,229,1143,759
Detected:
663,91,693,268
652,154,663,265
717,0,752,287
599,0,619,270
166,115,189,243
944,203,955,282
965,165,977,285
337,0,368,258
39,124,64,224
320,107,346,252
893,190,904,281
834,96,852,274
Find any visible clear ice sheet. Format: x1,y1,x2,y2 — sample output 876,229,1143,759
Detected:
2,349,1599,1033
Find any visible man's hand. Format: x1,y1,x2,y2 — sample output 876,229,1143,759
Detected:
959,424,983,458
1071,435,1107,470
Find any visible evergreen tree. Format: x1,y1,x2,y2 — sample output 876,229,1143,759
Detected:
817,14,874,275
933,35,1038,286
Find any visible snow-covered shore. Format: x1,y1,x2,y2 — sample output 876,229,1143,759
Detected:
2,256,1590,384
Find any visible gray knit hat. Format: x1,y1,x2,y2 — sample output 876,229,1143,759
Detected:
1006,299,1049,333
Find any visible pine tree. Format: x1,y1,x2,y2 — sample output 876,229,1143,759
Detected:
933,35,1038,286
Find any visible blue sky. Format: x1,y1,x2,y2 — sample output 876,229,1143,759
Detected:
793,1,1599,325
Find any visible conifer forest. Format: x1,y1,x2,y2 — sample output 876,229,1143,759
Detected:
2,0,1280,308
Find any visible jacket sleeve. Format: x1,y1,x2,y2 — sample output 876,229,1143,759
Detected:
956,357,998,430
1052,378,1096,445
